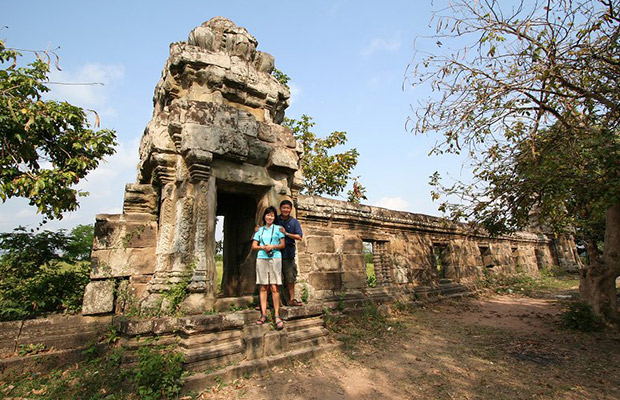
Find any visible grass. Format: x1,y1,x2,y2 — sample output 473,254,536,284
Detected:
477,267,580,297
366,262,376,287
1,342,185,400
216,259,223,292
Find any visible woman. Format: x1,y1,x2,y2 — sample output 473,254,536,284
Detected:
252,206,286,329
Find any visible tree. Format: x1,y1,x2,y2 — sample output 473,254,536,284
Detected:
0,226,91,320
284,114,367,203
0,40,117,221
410,0,620,322
65,223,95,261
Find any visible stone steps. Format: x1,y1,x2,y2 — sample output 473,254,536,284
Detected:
182,342,342,394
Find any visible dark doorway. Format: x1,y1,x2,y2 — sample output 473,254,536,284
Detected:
216,191,258,297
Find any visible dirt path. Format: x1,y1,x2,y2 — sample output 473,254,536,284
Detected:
197,294,620,400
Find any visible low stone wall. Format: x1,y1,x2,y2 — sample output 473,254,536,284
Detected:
294,195,580,303
0,305,332,381
0,315,111,376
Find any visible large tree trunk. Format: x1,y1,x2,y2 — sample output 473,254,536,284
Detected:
579,203,620,323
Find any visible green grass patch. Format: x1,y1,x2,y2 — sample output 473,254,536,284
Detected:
478,267,579,296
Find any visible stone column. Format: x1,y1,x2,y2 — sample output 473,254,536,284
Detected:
183,176,217,313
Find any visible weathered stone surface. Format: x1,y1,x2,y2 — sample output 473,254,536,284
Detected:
123,184,158,215
82,280,115,315
90,248,155,278
341,254,364,272
268,147,299,171
279,305,324,320
211,159,273,188
342,237,363,254
0,321,21,357
272,124,296,148
313,254,340,272
306,236,336,254
93,218,158,250
341,271,366,289
309,272,341,290
246,137,272,166
264,330,289,356
257,123,276,143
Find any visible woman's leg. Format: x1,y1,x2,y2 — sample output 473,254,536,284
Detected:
271,284,280,317
260,285,269,316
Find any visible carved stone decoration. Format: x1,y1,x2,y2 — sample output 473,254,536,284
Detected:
84,18,300,316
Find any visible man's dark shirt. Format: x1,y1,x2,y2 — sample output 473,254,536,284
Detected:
275,215,303,259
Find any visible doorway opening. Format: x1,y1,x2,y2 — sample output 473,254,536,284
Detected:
432,243,448,279
363,241,376,287
216,191,258,297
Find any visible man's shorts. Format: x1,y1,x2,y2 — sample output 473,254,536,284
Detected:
256,258,282,285
282,258,297,285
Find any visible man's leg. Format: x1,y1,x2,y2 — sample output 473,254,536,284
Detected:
283,258,299,305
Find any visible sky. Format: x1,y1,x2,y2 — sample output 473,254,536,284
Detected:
1,0,467,233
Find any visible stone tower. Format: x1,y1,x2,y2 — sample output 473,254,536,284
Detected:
83,17,303,316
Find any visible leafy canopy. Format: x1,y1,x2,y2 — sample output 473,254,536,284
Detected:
0,40,117,221
284,114,367,203
411,0,620,237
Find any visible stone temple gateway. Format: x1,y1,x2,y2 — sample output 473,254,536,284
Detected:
83,17,304,316
82,17,581,318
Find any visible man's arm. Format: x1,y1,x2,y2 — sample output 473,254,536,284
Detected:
283,231,302,241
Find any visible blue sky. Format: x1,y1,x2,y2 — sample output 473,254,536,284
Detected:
2,0,465,232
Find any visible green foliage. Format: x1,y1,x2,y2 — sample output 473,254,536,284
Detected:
0,226,91,320
300,283,309,303
134,345,185,400
18,342,46,356
284,115,366,203
0,40,117,221
325,300,394,353
66,224,94,260
366,266,377,287
5,343,185,400
477,269,579,296
411,0,620,320
271,67,290,88
162,276,190,315
560,302,604,332
412,0,620,236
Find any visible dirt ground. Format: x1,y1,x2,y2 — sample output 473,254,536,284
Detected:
196,294,620,400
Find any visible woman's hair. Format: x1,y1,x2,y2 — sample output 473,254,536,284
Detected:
262,206,277,225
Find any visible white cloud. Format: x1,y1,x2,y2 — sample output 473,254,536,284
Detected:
288,82,301,105
0,137,139,232
45,63,125,117
360,37,402,57
76,137,140,200
374,197,410,212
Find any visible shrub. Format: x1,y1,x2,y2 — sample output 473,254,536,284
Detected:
134,345,185,400
560,302,604,332
0,225,92,320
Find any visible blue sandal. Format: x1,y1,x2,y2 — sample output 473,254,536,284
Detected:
256,315,267,325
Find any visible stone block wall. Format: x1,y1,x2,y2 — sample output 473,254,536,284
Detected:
294,195,581,303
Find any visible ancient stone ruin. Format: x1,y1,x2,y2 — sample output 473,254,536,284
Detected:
83,17,303,316
81,17,581,318
1,18,582,385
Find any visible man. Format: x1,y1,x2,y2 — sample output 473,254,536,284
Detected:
275,199,304,306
